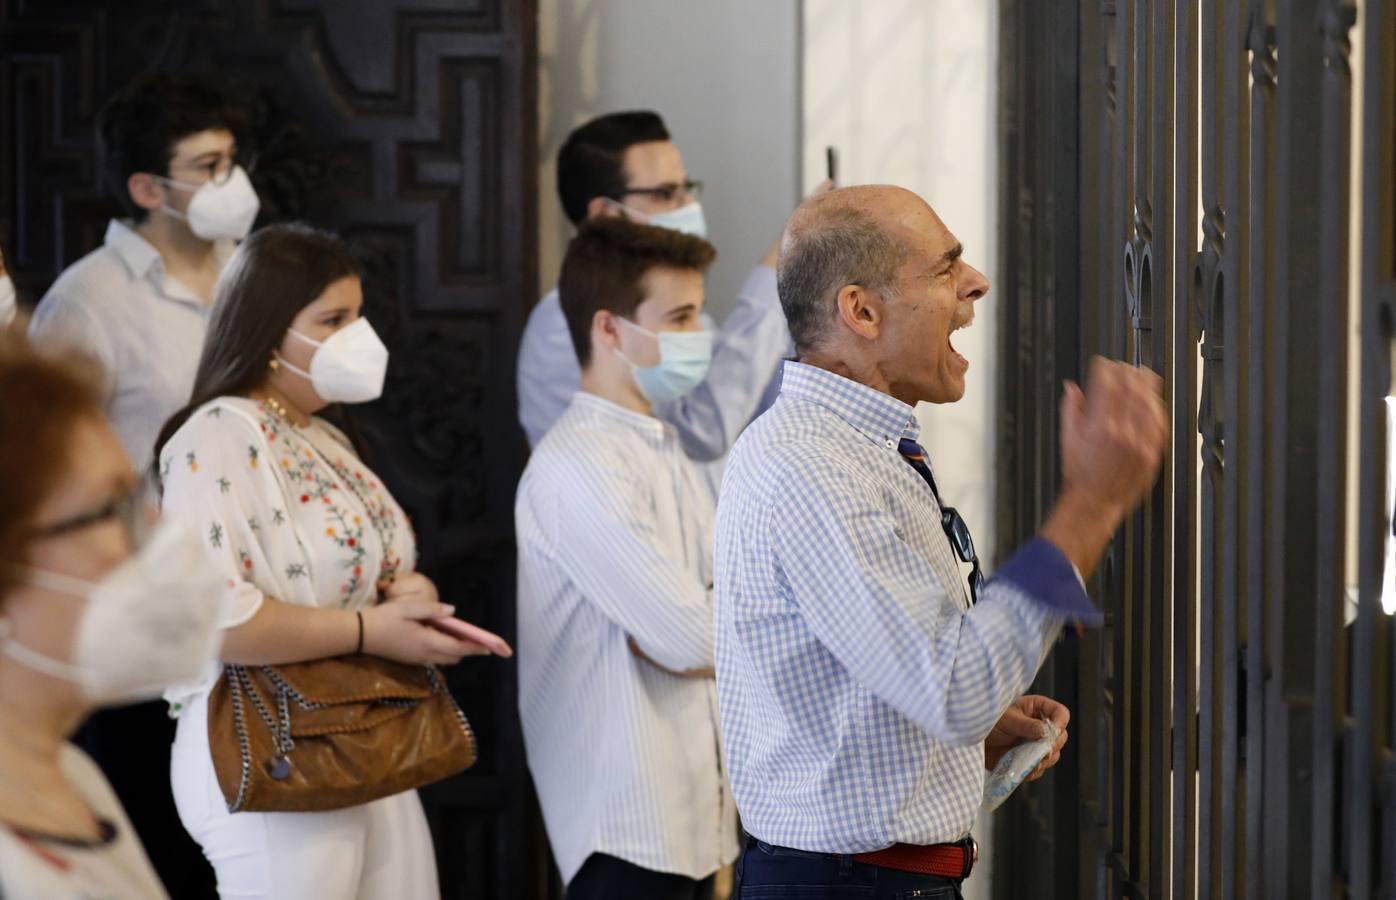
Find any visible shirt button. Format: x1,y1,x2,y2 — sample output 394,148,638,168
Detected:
885,439,896,449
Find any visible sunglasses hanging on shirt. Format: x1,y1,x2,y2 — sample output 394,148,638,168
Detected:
897,438,985,605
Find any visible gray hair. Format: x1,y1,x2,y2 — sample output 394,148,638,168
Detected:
776,205,908,354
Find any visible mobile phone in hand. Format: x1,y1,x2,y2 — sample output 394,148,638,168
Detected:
429,616,513,657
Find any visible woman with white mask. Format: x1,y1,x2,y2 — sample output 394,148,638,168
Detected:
153,223,511,900
0,327,227,899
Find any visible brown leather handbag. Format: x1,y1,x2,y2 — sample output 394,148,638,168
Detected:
208,654,476,813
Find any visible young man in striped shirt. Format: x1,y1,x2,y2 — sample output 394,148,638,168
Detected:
515,217,737,900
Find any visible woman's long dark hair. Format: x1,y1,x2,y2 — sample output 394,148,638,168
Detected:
152,222,361,481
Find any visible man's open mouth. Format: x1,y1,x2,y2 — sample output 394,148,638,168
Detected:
948,315,973,366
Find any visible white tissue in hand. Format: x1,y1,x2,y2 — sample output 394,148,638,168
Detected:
981,718,1060,812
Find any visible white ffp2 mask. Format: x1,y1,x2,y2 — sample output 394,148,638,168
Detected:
158,165,261,241
0,519,228,706
276,317,390,404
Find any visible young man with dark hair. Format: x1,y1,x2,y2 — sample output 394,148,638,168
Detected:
27,71,256,897
30,71,258,470
516,217,737,900
517,110,829,476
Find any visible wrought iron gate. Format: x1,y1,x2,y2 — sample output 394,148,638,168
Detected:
995,1,1395,897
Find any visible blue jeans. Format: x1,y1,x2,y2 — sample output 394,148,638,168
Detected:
735,838,965,899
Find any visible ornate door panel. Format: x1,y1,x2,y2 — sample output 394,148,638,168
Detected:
0,3,543,897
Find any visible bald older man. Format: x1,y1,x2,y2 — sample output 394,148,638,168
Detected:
713,186,1168,897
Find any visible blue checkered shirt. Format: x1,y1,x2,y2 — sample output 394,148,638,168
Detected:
713,361,1097,852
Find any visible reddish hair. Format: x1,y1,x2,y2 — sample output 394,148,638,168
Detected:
0,322,106,598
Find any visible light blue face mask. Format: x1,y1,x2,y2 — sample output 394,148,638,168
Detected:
610,199,708,239
617,318,714,404
645,201,708,238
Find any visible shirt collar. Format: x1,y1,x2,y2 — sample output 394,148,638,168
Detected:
102,219,235,309
570,391,673,443
779,360,921,448
103,219,163,280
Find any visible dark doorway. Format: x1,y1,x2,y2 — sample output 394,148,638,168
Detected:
0,2,543,897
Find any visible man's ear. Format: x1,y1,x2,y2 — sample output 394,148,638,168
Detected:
126,172,166,216
586,196,622,221
590,308,622,355
835,284,883,342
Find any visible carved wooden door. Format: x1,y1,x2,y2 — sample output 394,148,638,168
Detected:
0,2,543,897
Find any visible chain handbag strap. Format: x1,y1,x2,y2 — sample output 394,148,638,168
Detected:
225,667,253,812
427,665,475,752
227,664,296,786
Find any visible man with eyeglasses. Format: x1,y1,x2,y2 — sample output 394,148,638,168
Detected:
27,72,256,897
30,72,258,473
517,111,826,477
714,186,1170,897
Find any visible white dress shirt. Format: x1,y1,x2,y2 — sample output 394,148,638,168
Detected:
515,392,739,884
28,220,234,469
714,362,1099,853
516,265,789,463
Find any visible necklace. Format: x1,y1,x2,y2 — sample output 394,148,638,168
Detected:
262,393,303,426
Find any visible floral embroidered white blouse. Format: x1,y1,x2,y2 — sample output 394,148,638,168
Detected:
159,396,416,708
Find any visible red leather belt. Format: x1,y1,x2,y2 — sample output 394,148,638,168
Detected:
852,837,978,880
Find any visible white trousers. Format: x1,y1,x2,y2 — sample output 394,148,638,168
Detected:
170,692,440,900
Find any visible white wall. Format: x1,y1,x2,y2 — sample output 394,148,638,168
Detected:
801,0,999,553
801,3,1000,896
537,0,802,319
